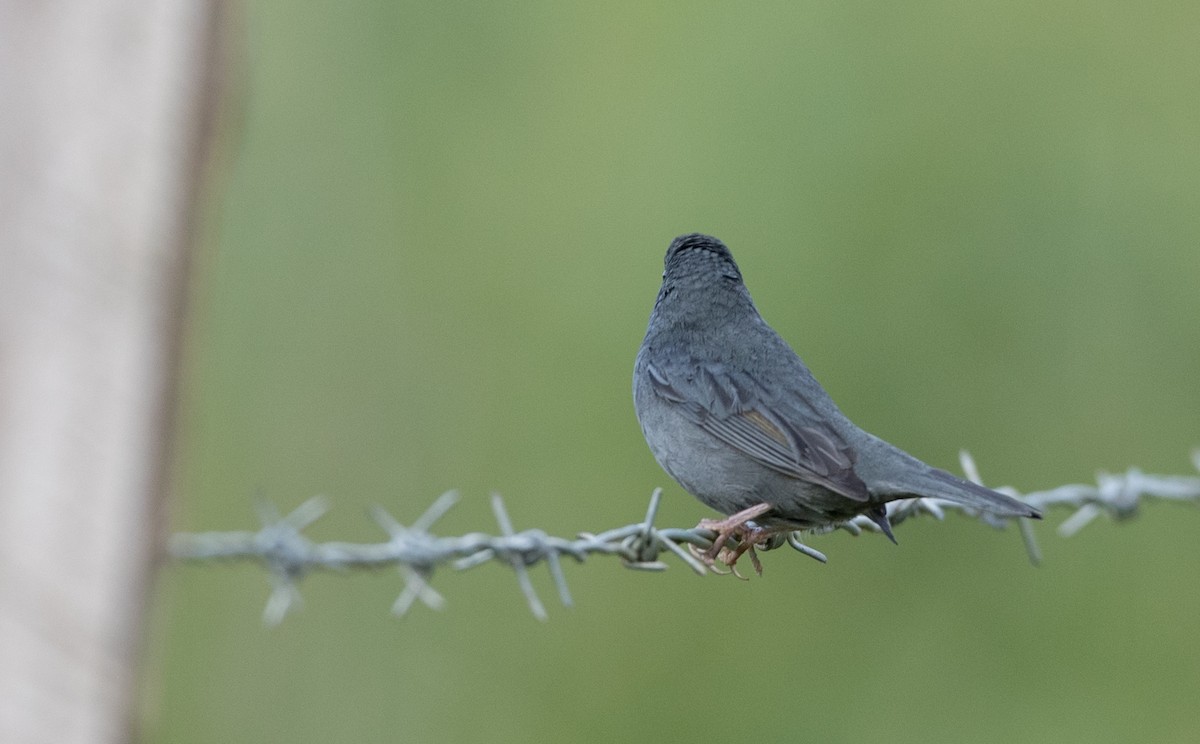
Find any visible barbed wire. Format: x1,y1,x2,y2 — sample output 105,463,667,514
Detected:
169,450,1200,624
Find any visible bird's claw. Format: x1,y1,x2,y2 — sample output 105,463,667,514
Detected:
690,502,775,577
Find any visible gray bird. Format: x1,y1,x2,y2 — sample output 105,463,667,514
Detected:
633,233,1041,570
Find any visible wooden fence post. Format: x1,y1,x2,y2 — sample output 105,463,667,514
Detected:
0,3,227,742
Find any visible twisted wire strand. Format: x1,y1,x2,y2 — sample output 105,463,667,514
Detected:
169,451,1200,624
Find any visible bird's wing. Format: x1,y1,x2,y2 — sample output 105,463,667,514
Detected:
644,358,869,502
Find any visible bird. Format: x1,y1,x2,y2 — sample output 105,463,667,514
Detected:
632,233,1041,572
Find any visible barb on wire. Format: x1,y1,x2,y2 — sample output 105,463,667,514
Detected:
169,451,1200,623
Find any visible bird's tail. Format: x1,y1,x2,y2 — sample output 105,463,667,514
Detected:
911,467,1041,518
855,434,1041,519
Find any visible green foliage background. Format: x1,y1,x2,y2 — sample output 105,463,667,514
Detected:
148,2,1200,742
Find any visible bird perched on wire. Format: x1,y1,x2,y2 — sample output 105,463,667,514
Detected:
633,233,1040,573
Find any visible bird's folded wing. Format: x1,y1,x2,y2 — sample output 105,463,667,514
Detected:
645,359,869,502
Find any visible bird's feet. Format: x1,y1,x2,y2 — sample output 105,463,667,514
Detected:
690,502,781,578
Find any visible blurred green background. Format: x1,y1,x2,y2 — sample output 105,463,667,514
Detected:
146,1,1200,742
